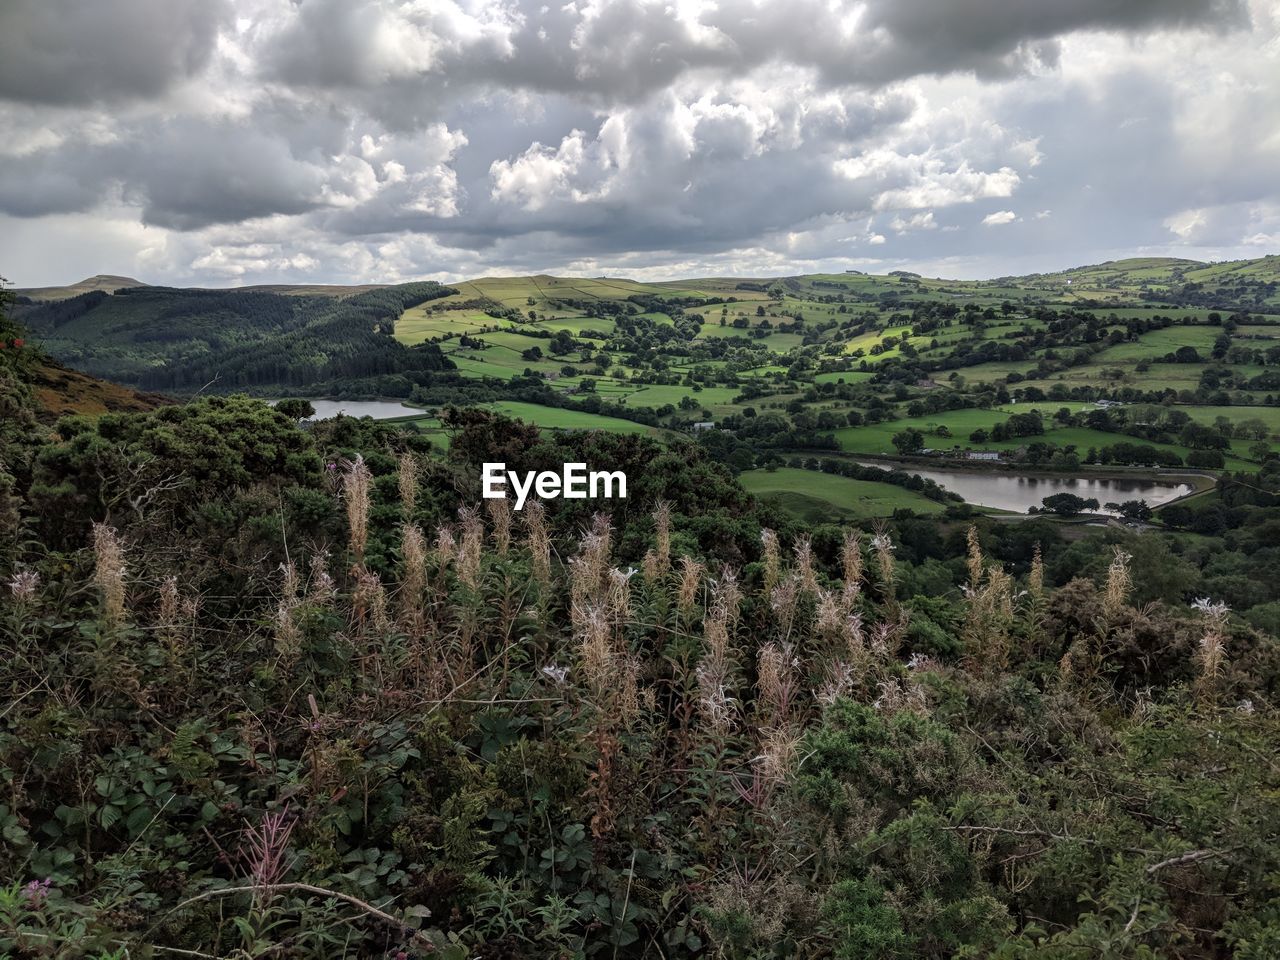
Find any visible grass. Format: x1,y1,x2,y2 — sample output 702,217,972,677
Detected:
739,467,945,519
481,401,658,435
615,384,741,412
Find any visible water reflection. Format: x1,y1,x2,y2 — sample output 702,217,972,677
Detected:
858,461,1194,515
273,399,422,421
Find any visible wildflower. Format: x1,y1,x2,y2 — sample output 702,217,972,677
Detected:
8,569,39,603
23,878,52,907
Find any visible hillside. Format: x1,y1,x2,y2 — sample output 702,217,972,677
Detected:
27,357,169,420
4,262,1280,958
14,254,1280,519
16,274,149,301
11,282,456,393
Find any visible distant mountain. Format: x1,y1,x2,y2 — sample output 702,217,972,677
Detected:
17,274,149,301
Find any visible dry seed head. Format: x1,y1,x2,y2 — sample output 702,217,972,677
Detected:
711,566,742,627
1103,547,1133,619
522,500,551,584
845,612,866,658
1029,543,1044,600
279,561,299,603
769,574,800,637
273,600,302,665
486,495,512,556
1192,597,1231,702
677,556,704,614
871,526,896,595
342,455,373,563
158,575,181,631
92,522,127,628
816,660,854,707
695,659,734,732
965,526,984,592
400,525,427,604
704,610,731,668
652,500,671,575
641,549,660,583
307,552,335,605
873,676,928,715
456,506,484,590
760,528,781,591
607,567,636,623
756,642,797,721
398,453,419,519
434,525,457,566
840,530,863,611
758,726,801,783
353,568,391,633
571,519,612,606
575,601,613,699
815,589,842,639
869,621,897,659
616,655,641,727
794,535,817,595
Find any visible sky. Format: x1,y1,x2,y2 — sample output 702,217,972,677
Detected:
0,0,1278,288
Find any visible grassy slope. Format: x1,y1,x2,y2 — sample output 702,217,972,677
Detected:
28,358,169,420
739,466,945,519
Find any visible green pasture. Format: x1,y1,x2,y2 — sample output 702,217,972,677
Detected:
739,467,945,520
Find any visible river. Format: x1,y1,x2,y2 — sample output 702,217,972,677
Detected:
857,461,1195,516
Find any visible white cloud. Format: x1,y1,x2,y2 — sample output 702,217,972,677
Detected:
0,0,1275,286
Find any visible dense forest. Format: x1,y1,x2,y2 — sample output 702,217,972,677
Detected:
12,284,455,393
3,288,1280,958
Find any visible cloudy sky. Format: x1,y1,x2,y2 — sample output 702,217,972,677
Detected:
0,0,1277,288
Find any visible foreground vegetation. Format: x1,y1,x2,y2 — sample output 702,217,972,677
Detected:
3,286,1280,957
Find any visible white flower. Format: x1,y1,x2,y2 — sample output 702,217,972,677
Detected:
540,664,569,686
1191,597,1230,619
8,570,40,602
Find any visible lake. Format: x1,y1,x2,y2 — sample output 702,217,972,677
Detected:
857,461,1195,516
275,399,424,421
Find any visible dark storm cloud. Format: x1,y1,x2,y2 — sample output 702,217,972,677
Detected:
0,0,232,106
261,0,1248,117
0,0,1273,287
0,113,336,229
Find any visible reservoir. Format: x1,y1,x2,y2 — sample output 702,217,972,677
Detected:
858,462,1195,515
278,399,424,421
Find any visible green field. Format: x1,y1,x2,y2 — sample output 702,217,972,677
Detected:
481,401,659,435
739,467,946,520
